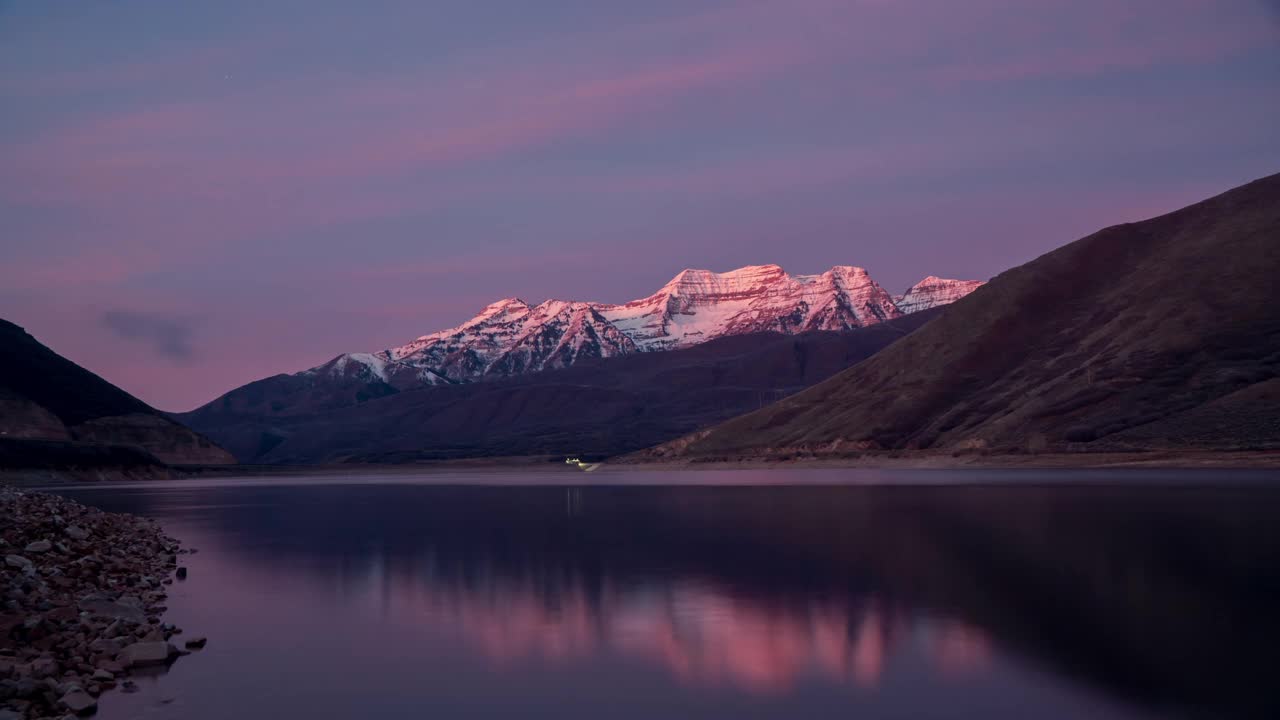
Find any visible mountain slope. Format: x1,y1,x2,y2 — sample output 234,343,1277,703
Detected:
177,308,943,463
640,173,1280,460
0,319,234,466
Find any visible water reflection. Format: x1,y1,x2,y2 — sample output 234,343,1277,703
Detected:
400,575,987,693
62,479,1280,719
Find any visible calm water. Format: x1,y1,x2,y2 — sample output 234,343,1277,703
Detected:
42,469,1280,719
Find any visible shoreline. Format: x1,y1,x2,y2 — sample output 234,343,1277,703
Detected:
609,449,1280,471
2,449,1278,489
1,486,203,719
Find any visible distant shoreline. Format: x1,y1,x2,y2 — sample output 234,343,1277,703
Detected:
611,450,1280,471
7,449,1280,487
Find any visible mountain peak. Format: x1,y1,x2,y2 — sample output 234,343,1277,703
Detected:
659,264,787,292
894,277,986,314
480,297,529,313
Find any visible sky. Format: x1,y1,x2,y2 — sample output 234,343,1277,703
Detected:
2,0,1279,411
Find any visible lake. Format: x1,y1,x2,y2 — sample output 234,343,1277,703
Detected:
41,468,1280,719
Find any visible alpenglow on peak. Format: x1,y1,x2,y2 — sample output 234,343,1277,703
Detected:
308,264,985,386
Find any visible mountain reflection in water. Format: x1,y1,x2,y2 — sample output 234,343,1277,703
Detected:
396,574,987,692
58,477,1280,720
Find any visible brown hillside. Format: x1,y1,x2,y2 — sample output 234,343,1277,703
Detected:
644,172,1280,460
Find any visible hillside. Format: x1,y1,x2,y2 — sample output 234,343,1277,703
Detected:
0,319,234,467
177,309,942,463
638,172,1280,461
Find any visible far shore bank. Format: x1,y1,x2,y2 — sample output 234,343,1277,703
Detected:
6,449,1280,486
610,449,1280,471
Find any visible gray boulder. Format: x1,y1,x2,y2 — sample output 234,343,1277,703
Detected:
117,641,172,668
88,637,125,656
4,555,31,570
64,526,90,541
60,688,97,714
79,599,146,624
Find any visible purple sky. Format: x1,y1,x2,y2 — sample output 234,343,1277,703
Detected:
2,1,1279,411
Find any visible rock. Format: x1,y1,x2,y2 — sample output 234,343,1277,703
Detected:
60,687,97,714
184,636,207,649
117,641,172,668
94,659,124,675
30,656,59,678
175,567,188,579
4,555,31,570
91,669,113,682
88,637,124,656
64,526,90,541
45,606,77,622
0,710,21,720
24,540,52,553
121,680,139,693
79,600,146,625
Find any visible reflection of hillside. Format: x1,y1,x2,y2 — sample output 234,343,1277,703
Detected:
100,482,1280,717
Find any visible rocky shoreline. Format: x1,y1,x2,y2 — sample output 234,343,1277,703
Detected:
1,486,202,719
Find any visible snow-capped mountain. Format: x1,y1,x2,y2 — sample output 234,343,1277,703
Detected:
308,264,983,385
893,276,986,314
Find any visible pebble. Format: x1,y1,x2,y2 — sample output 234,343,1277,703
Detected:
3,556,30,570
21,541,51,554
62,527,89,542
